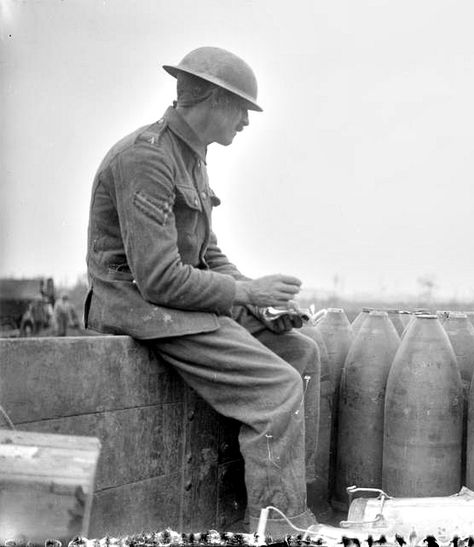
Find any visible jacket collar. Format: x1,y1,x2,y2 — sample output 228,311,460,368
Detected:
164,106,207,164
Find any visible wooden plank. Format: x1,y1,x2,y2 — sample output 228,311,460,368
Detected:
216,460,247,530
89,473,182,537
18,404,184,490
181,388,220,530
0,336,185,423
0,429,100,452
217,416,242,464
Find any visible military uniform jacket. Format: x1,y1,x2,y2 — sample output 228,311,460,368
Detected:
85,106,244,339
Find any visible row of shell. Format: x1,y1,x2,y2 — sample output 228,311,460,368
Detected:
300,307,474,514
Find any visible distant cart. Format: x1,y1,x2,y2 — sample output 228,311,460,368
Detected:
0,277,55,337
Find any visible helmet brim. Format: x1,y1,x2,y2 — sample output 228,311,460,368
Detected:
163,64,263,112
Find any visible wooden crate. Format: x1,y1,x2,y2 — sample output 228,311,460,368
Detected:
0,336,245,536
0,429,101,544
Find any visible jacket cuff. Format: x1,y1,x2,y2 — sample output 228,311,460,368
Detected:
215,274,237,316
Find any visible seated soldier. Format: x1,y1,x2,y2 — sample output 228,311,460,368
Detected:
85,46,320,536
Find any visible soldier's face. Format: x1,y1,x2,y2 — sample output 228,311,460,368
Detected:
210,93,249,146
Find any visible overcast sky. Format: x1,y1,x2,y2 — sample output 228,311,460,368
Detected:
1,0,474,300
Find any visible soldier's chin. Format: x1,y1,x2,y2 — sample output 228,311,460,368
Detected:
217,133,236,146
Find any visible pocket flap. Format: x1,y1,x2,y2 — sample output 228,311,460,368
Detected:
175,185,202,211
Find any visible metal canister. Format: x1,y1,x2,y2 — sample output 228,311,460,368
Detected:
314,308,353,499
300,325,332,517
398,310,412,328
464,311,474,327
383,309,405,337
442,312,474,385
333,311,400,509
467,372,474,489
383,314,463,497
350,307,373,338
441,311,474,485
315,308,353,393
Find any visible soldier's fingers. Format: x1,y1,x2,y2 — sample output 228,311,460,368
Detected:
277,283,301,295
274,295,294,306
277,275,302,286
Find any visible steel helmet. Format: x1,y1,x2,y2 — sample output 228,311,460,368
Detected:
163,46,263,112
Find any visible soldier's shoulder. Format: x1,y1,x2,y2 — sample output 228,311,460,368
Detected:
100,120,169,164
134,117,169,146
108,123,155,156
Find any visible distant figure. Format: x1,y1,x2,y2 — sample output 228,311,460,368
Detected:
30,297,46,334
19,302,35,337
53,294,79,336
43,296,54,328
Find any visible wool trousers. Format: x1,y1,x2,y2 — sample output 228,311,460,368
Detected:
149,310,320,521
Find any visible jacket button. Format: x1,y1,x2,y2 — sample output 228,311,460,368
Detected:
201,191,207,199
194,198,199,206
197,160,201,167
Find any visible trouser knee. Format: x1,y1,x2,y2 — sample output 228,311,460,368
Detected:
271,365,305,422
291,333,321,377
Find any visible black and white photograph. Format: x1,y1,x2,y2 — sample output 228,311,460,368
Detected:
1,0,474,544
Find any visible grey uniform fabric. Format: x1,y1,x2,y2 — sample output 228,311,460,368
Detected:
85,106,239,338
149,311,320,521
85,105,320,525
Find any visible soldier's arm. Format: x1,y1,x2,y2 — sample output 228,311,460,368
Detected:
115,143,236,314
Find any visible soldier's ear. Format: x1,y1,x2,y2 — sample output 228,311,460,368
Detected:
210,88,233,109
208,88,221,109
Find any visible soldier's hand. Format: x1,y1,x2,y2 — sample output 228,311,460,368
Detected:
235,274,302,307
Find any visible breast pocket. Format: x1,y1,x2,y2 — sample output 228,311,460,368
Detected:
196,186,220,228
174,184,203,235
